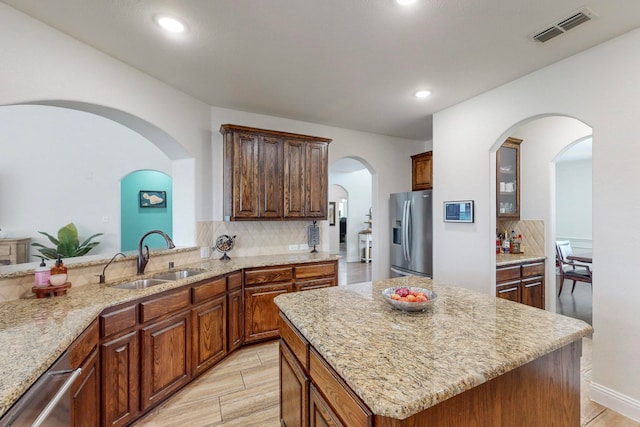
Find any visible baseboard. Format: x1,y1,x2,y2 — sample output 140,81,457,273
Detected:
590,382,640,422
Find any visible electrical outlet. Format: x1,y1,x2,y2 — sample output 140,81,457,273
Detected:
299,243,309,250
200,246,210,258
288,244,298,251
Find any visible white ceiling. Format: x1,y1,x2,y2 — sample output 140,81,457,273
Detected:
4,0,640,141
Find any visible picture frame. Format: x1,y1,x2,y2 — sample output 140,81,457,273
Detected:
329,202,336,226
139,190,167,208
444,200,474,223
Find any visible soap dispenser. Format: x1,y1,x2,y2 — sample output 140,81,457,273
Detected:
34,259,51,287
49,255,68,286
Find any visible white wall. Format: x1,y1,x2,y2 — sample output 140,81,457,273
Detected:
209,106,423,280
328,185,348,254
0,105,171,259
0,3,211,246
556,158,593,253
330,170,372,262
433,28,640,420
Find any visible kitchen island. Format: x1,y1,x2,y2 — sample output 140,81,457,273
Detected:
275,276,592,426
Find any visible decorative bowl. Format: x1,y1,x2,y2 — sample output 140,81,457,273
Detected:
381,287,437,312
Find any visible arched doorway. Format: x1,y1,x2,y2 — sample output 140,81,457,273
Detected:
329,157,373,285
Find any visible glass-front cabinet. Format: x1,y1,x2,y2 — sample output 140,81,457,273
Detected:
497,137,522,220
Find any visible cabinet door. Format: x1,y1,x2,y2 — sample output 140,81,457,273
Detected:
245,282,293,343
310,384,344,427
305,141,328,218
497,137,522,220
101,330,139,427
411,151,433,191
259,135,283,218
191,295,227,377
228,287,244,352
233,132,260,218
71,348,100,427
496,281,521,303
280,340,309,427
283,139,306,218
140,311,191,411
522,276,545,309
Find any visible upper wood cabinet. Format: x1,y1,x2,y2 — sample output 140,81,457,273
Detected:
221,124,331,221
497,137,522,220
411,151,433,191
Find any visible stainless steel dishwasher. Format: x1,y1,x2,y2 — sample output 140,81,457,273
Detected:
0,350,82,427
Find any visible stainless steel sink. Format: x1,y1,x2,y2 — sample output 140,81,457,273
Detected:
152,269,205,281
111,278,170,290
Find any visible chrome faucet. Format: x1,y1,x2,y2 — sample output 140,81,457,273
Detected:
99,252,126,283
137,230,176,275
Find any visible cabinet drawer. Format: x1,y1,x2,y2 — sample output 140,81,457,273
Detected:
295,277,335,292
100,304,137,338
279,313,309,370
140,289,190,323
245,266,293,285
227,272,242,290
70,319,99,368
496,265,521,282
192,277,226,304
310,349,372,427
522,261,545,278
295,262,336,280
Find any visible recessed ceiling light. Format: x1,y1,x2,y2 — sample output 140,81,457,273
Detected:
396,0,418,5
414,90,432,98
154,15,187,33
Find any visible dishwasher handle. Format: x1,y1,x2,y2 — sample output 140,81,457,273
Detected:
32,368,82,427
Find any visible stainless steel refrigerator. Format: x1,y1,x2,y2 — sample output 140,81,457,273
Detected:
390,190,433,277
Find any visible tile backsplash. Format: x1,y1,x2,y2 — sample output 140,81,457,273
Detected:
197,220,319,257
497,220,545,256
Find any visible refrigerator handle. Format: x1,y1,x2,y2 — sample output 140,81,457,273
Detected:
405,200,412,262
402,200,408,261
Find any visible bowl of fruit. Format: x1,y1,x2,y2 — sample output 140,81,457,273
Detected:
381,286,437,312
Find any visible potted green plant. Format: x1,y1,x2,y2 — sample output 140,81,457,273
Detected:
32,222,103,260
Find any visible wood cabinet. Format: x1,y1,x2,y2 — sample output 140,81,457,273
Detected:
227,272,244,352
244,261,338,344
411,151,433,191
0,238,29,265
140,310,191,410
221,124,331,221
191,295,227,376
496,259,545,309
279,314,372,427
70,320,100,427
497,137,522,220
101,330,139,427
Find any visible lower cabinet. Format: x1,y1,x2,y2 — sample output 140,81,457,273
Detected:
71,348,100,427
310,384,344,427
228,285,244,352
101,330,139,427
245,282,294,343
496,260,545,309
191,295,227,377
140,310,191,410
280,339,309,427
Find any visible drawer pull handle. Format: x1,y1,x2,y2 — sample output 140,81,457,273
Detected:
499,287,518,293
525,282,542,288
498,265,520,271
525,262,545,267
499,280,521,286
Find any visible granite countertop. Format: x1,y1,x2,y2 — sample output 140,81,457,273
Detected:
274,276,592,420
0,252,337,418
496,252,546,266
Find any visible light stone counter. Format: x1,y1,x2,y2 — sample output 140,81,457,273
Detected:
496,252,545,266
274,275,592,420
0,252,338,418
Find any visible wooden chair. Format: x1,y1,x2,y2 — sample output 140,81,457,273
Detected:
555,240,592,296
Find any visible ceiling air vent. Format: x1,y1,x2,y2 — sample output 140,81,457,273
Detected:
531,7,596,43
